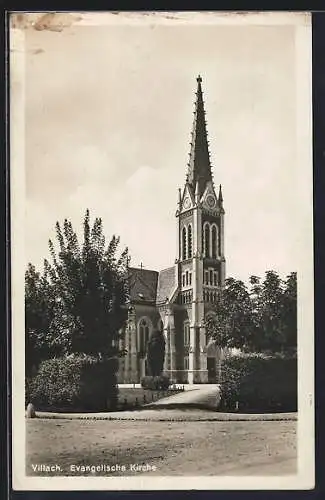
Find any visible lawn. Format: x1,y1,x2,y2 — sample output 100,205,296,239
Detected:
26,418,297,476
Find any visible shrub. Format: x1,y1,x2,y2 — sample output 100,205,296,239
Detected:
26,354,119,411
220,352,297,412
141,375,170,390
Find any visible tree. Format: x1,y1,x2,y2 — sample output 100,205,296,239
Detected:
25,262,56,375
205,271,297,354
279,272,297,352
205,277,255,350
147,329,165,376
249,271,297,353
25,210,130,368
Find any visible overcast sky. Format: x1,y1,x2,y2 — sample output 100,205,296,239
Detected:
23,12,311,282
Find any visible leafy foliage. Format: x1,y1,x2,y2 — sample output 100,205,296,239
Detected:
205,277,253,350
26,354,118,411
205,271,297,353
141,375,170,390
147,329,165,376
25,263,57,375
219,352,297,412
25,210,129,373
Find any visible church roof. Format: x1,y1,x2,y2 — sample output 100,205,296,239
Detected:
128,267,158,303
186,75,213,198
156,266,176,304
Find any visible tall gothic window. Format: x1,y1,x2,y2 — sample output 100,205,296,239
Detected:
188,225,192,258
205,224,210,257
212,225,217,259
138,318,150,353
183,321,190,345
218,224,222,257
182,227,187,260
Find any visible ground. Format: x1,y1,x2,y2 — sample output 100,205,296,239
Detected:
26,417,297,476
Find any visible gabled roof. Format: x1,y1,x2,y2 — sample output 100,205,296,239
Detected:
128,267,158,303
156,266,176,304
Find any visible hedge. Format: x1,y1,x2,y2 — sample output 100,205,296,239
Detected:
26,354,119,412
141,375,170,390
220,352,297,412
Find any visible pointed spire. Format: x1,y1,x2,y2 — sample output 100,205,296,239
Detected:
186,75,213,198
218,184,223,203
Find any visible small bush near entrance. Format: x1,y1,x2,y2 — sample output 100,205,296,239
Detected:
220,353,297,413
26,354,119,412
141,375,170,391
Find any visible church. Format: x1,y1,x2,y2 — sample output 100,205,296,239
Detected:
118,76,226,384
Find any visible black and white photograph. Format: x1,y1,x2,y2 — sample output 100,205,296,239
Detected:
10,11,314,490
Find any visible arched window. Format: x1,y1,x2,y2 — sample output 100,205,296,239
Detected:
183,321,190,345
138,318,150,353
204,223,210,257
182,227,187,260
187,225,192,258
218,225,222,257
212,225,217,259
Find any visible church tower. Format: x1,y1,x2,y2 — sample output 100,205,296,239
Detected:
175,75,226,383
119,75,226,385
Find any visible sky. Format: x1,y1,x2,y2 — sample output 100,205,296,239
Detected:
22,12,312,282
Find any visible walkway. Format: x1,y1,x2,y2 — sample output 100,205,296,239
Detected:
31,383,297,422
146,384,221,409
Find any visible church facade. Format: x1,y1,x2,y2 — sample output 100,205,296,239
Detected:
118,76,226,384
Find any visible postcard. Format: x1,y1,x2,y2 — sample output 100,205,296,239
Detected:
10,11,314,490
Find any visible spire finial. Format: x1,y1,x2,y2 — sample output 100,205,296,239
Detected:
197,74,202,84
218,184,223,203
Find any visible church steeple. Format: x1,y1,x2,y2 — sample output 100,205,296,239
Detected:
186,75,213,198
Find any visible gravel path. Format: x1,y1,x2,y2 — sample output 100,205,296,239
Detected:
26,418,297,476
147,385,221,408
